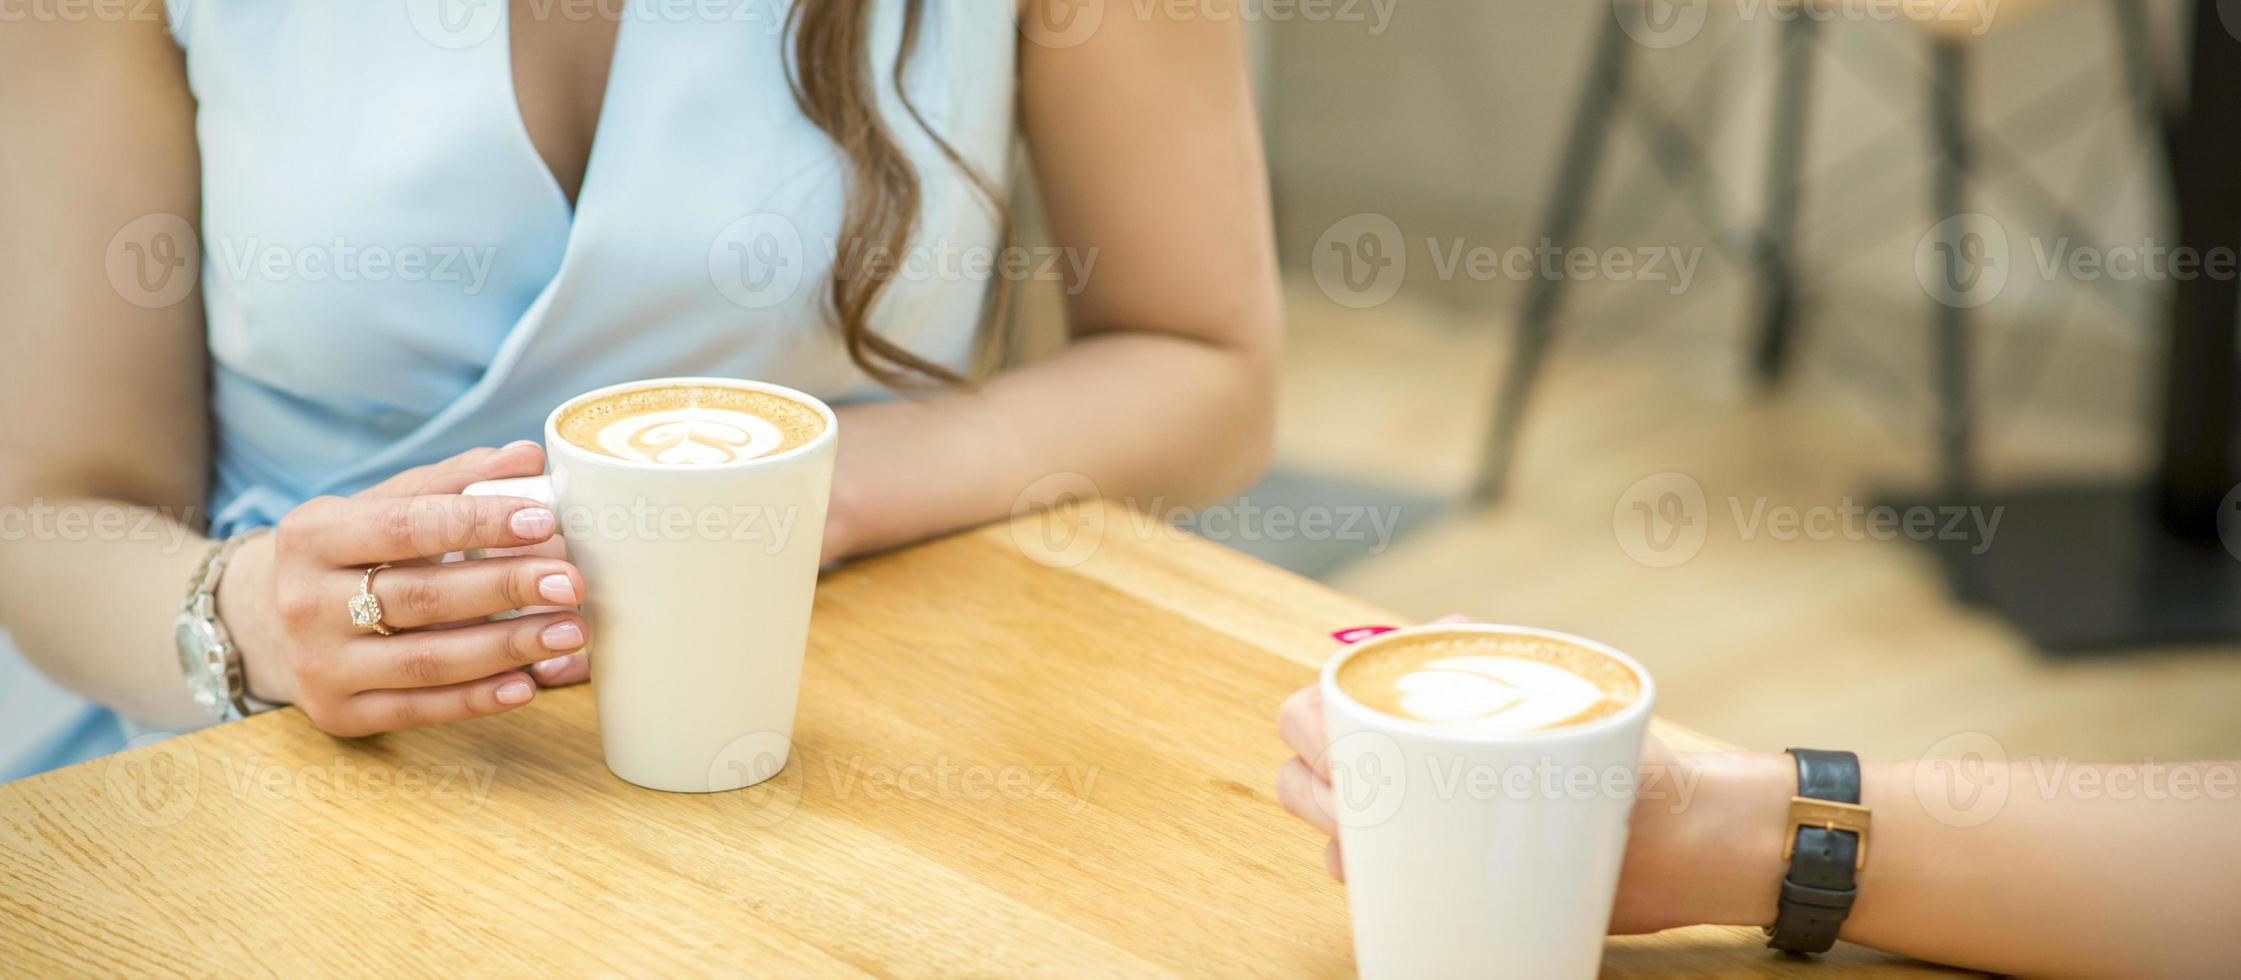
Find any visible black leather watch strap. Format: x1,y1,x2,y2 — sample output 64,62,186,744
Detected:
1766,748,1865,954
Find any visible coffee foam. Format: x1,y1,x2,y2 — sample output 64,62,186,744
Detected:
1336,631,1640,735
557,385,825,466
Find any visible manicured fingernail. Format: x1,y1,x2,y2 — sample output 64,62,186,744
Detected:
511,507,555,538
537,573,576,603
535,655,576,677
541,621,584,651
505,439,540,451
496,679,535,705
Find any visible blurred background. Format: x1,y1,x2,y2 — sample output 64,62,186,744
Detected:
1020,0,2241,764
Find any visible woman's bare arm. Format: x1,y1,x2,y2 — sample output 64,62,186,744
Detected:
825,0,1281,559
1655,753,2241,978
0,12,217,728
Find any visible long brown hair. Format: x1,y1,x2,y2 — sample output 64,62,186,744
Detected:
784,0,1012,389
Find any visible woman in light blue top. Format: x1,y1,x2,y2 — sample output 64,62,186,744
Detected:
0,1,1280,777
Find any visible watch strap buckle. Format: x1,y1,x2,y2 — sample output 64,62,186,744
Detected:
1782,796,1871,871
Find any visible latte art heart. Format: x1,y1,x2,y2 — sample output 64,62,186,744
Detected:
606,409,781,466
556,383,827,466
1392,656,1609,733
1337,631,1642,734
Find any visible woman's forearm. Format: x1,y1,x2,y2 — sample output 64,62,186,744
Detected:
827,328,1275,560
1674,753,2241,977
0,496,216,730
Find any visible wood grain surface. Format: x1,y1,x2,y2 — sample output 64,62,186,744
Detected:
0,502,1962,976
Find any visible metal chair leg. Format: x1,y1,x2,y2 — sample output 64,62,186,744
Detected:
1927,39,1976,530
2155,0,2241,534
1751,13,1819,387
1471,6,1635,504
2108,0,2174,178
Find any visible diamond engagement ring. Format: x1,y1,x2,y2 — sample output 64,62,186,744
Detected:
348,563,396,636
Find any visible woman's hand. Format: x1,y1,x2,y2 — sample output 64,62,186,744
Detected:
219,443,593,737
1275,682,1781,936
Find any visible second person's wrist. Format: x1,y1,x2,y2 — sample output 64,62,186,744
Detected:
1671,751,1795,929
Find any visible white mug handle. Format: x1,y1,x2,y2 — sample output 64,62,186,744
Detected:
460,475,559,620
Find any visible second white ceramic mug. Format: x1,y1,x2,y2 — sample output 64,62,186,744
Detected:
468,377,836,793
1321,623,1655,979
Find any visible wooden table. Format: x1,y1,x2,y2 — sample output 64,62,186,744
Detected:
0,502,1950,976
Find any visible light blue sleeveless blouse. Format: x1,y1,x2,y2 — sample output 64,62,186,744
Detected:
0,0,1017,780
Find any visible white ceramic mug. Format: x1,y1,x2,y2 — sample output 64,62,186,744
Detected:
1320,623,1656,979
466,377,836,793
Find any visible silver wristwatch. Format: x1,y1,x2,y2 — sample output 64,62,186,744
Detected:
173,528,276,722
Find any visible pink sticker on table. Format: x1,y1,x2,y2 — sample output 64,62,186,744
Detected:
1331,625,1398,645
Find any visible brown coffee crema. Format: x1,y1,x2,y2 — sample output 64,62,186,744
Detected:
1336,631,1641,733
557,385,826,466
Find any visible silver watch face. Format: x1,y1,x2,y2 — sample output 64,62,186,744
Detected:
174,615,228,717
